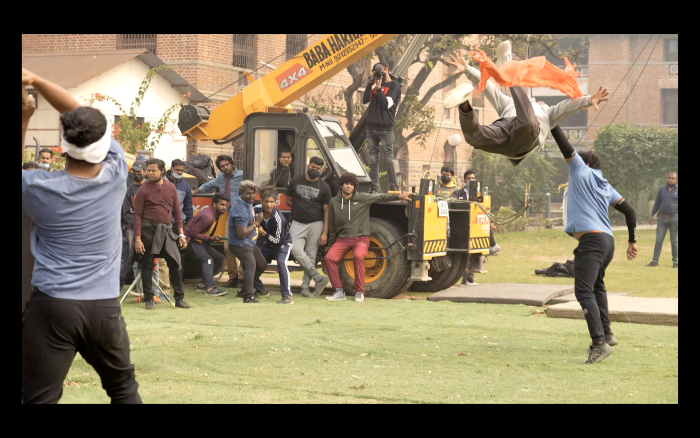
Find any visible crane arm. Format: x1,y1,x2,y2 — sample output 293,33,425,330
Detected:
182,34,396,141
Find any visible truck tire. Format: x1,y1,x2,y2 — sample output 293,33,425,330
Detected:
338,218,411,299
408,253,468,293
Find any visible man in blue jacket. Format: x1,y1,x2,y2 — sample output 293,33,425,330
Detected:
256,190,294,304
193,154,244,288
167,159,193,279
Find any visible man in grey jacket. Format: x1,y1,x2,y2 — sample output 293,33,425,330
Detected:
443,45,609,165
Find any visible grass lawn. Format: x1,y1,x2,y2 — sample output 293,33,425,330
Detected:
59,228,678,404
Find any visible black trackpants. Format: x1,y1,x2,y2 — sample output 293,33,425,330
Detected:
191,241,224,289
229,244,268,298
573,233,615,344
138,247,185,302
458,86,539,166
22,291,141,404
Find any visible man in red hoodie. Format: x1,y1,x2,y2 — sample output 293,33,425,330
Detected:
184,193,230,297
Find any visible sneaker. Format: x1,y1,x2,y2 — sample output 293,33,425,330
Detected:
144,300,156,310
222,278,239,288
196,283,208,292
278,295,294,304
206,286,228,297
175,299,192,309
235,290,246,298
243,297,260,303
496,40,512,68
313,276,330,297
489,244,500,255
254,288,270,297
646,261,658,267
465,281,479,286
326,288,346,301
584,343,614,364
300,288,313,298
354,292,365,302
442,83,474,109
605,333,618,346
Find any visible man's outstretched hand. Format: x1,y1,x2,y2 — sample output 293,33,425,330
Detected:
627,242,638,261
398,192,413,202
444,50,469,75
591,86,609,111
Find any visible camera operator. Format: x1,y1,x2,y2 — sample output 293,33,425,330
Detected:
362,63,402,193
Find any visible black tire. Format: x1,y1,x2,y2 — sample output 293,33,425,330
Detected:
338,218,411,299
409,253,468,293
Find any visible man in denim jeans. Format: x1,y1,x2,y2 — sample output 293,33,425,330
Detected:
362,63,402,193
648,172,678,268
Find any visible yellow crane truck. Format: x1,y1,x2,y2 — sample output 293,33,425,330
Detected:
180,34,491,297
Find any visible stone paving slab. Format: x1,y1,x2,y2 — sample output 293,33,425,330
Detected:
546,296,678,326
547,292,629,305
427,283,575,307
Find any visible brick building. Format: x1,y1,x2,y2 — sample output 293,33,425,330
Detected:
22,34,677,187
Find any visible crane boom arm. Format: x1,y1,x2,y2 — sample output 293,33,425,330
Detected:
182,33,396,141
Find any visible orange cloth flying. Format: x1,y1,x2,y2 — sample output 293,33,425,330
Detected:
468,49,583,99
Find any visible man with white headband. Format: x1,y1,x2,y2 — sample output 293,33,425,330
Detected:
21,68,142,403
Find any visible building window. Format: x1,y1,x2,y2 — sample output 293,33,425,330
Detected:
664,38,678,62
116,34,157,53
662,89,678,125
443,108,451,119
286,34,307,61
233,34,257,69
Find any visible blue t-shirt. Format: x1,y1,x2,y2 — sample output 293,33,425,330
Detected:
565,152,622,237
22,139,128,300
228,196,258,246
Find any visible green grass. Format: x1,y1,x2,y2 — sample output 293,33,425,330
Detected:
58,228,678,404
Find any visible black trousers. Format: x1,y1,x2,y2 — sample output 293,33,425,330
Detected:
138,246,185,302
191,241,224,289
229,244,268,298
573,233,615,344
22,291,141,404
458,86,539,166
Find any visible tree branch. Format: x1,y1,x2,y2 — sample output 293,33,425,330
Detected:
420,73,456,107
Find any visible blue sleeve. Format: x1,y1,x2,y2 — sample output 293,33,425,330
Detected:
230,170,244,197
567,152,585,173
233,216,249,228
107,139,128,185
650,188,662,216
198,175,218,193
609,187,622,206
183,185,193,223
21,170,37,219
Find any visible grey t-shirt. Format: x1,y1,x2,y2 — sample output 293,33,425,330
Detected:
22,139,128,300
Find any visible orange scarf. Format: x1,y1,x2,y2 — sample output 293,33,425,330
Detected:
468,49,583,99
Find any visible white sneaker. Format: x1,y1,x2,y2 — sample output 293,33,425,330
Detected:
355,292,364,302
467,282,479,286
443,83,474,109
489,244,500,255
496,40,512,68
326,288,346,301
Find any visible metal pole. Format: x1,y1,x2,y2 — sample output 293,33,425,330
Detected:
545,192,551,228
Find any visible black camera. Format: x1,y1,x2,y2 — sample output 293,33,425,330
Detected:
371,63,385,82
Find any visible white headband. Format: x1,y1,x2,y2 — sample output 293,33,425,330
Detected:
60,114,112,164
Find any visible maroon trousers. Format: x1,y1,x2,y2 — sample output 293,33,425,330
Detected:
325,236,370,293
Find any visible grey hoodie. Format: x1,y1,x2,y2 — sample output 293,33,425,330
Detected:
327,191,399,245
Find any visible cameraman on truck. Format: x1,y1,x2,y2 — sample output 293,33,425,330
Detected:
362,63,401,194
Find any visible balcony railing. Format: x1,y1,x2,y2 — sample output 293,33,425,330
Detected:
117,34,157,53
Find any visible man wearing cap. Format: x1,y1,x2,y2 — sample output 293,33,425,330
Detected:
362,63,402,193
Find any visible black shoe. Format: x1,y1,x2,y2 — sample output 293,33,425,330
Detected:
278,295,294,304
605,333,618,346
145,300,156,310
243,297,259,303
254,288,270,297
222,278,239,288
175,299,192,309
236,290,246,298
369,189,379,194
196,283,208,291
646,262,658,267
584,343,614,364
206,286,228,297
673,264,678,269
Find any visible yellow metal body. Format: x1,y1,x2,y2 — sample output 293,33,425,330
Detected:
421,194,448,260
183,34,397,141
469,195,491,255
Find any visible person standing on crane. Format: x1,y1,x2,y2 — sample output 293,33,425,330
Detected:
436,165,458,196
443,45,609,166
550,126,638,364
363,63,402,193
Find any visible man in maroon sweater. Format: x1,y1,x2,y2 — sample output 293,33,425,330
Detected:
185,193,230,297
133,158,190,310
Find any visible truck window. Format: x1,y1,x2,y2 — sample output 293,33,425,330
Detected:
253,129,278,189
314,119,367,177
306,137,330,178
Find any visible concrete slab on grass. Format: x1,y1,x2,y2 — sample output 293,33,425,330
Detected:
546,296,678,326
427,283,575,307
547,292,629,305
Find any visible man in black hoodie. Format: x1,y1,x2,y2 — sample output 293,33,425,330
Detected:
363,63,402,193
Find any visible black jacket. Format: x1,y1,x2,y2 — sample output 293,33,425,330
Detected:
363,80,402,131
